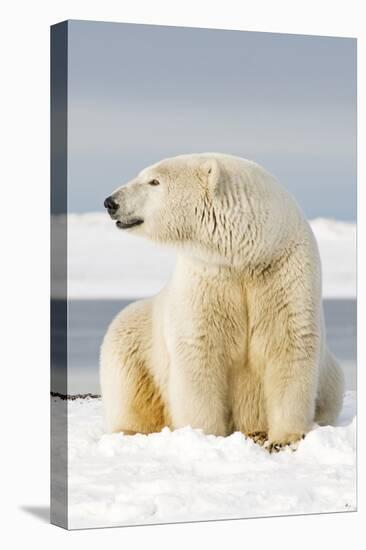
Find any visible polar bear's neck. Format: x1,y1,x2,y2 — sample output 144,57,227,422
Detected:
173,253,241,282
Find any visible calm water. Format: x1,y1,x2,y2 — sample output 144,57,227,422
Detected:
53,299,356,394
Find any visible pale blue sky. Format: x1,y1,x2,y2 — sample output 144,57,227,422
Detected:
67,20,356,220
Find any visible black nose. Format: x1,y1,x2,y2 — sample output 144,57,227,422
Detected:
104,196,119,212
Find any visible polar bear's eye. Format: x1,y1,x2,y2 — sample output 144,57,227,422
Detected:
148,179,160,186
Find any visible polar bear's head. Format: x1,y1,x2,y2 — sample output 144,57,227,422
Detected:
104,154,291,266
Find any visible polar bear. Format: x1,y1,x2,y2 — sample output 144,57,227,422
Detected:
100,153,344,451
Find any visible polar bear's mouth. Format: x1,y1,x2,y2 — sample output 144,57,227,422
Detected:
116,219,144,229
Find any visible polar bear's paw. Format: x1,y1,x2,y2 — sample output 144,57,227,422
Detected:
247,431,268,446
265,433,305,453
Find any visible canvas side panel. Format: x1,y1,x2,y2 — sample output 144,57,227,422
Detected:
50,20,68,530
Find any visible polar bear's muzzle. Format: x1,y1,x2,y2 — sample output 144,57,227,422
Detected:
104,194,144,230
104,176,148,230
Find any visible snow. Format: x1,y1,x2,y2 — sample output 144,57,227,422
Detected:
52,213,356,299
62,391,356,529
311,218,356,298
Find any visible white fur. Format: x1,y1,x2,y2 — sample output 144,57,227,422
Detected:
100,153,344,448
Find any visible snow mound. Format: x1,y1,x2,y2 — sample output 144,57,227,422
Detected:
52,213,356,299
311,218,356,298
63,391,356,529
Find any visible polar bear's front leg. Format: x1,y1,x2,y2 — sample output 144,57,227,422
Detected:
264,359,317,451
263,317,319,451
252,237,323,451
167,342,230,436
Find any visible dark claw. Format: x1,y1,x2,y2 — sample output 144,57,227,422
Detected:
267,442,283,453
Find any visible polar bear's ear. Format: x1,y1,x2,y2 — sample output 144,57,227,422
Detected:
200,158,220,190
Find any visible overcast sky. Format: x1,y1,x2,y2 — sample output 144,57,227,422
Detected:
66,20,356,220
